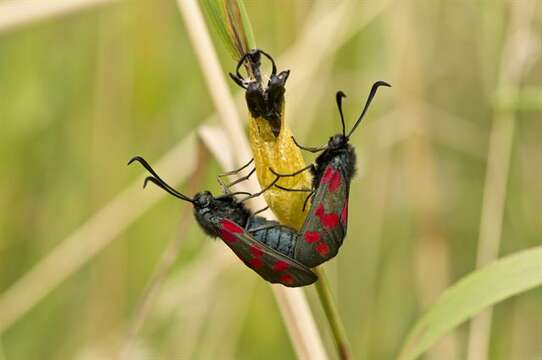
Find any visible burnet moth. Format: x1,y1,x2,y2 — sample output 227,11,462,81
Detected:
229,48,289,137
229,49,312,230
272,81,391,267
128,156,317,287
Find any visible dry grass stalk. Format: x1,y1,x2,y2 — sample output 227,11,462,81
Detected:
0,0,117,33
0,337,5,360
176,1,327,358
0,134,198,334
0,0,387,347
196,280,255,359
467,0,538,359
198,125,328,359
387,3,459,359
120,142,210,358
156,245,235,317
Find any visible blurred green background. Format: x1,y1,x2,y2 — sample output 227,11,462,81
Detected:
0,0,541,359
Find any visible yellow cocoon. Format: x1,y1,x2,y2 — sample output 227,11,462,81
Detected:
248,105,311,230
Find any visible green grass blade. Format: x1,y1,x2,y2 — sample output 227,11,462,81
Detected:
236,0,255,50
398,245,542,360
200,0,255,60
200,0,238,59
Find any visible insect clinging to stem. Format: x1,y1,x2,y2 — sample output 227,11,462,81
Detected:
271,81,391,268
230,48,312,230
128,156,317,287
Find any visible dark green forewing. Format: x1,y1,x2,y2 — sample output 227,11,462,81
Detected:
295,162,349,267
218,218,318,287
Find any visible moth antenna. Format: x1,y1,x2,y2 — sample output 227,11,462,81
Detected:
128,156,194,203
235,51,251,81
347,81,391,138
336,91,347,136
143,177,194,203
229,72,247,89
258,49,277,76
291,136,327,153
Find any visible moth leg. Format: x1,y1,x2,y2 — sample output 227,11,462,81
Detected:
224,168,256,189
218,158,254,177
272,185,314,212
220,191,252,198
239,175,280,202
216,175,231,194
216,158,255,193
269,164,315,178
217,168,256,191
253,206,269,217
274,184,312,192
302,191,316,211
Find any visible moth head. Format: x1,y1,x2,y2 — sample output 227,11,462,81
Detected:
328,134,348,150
193,191,213,209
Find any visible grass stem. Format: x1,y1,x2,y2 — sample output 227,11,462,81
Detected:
467,0,537,358
314,267,352,360
177,0,327,358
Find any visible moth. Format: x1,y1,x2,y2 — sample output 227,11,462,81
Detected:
272,81,391,267
229,49,312,230
128,156,317,287
129,83,389,286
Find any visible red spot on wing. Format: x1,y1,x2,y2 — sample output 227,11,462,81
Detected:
321,167,342,192
250,245,264,257
219,219,244,243
273,260,290,272
221,219,243,233
304,231,320,244
316,243,330,256
280,274,294,285
315,204,339,229
341,200,348,226
322,167,334,183
219,230,237,243
322,214,339,229
249,257,263,269
315,203,325,217
305,207,333,258
328,171,341,192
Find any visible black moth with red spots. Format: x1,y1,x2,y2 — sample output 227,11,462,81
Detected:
129,82,389,286
128,156,317,287
229,49,289,137
275,81,391,267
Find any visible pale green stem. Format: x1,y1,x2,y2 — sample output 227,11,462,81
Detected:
314,267,352,360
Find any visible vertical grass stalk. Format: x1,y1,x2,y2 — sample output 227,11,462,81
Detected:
467,0,537,358
176,0,327,358
314,267,352,360
198,1,352,358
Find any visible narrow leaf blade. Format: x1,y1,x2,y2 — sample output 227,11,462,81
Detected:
200,0,238,59
399,245,542,360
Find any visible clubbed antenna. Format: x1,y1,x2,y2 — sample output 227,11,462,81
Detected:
128,156,194,203
336,91,347,136
347,81,391,138
257,49,277,76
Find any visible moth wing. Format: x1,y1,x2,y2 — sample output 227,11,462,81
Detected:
218,218,318,287
295,162,349,267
